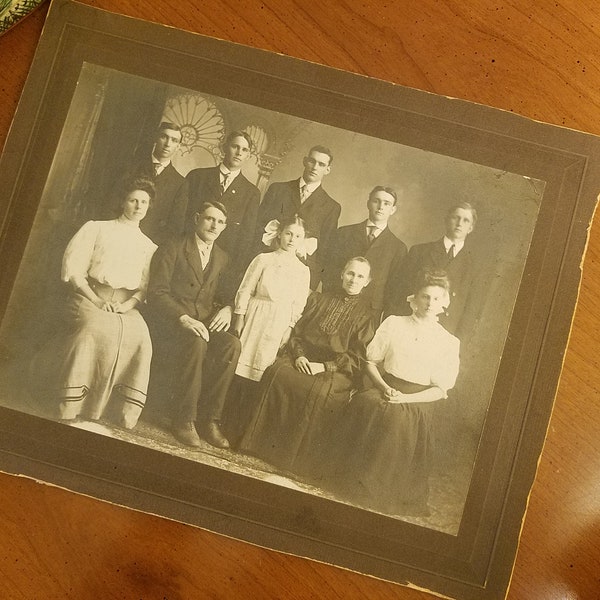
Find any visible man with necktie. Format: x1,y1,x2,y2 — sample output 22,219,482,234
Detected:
390,201,482,340
146,201,241,449
185,130,260,301
125,122,188,246
255,145,341,290
323,186,407,317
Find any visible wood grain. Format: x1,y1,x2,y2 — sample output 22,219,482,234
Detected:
1,1,599,598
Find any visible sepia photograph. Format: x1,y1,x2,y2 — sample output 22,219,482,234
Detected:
0,61,541,535
0,2,597,598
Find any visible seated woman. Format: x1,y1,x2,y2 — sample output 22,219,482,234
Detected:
239,257,375,480
328,270,460,516
42,177,158,429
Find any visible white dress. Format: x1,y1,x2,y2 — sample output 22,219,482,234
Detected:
365,315,460,396
234,250,310,381
61,218,156,296
55,218,157,427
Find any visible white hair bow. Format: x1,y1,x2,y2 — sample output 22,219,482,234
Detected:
261,219,318,259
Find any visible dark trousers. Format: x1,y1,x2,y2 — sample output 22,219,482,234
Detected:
147,322,241,426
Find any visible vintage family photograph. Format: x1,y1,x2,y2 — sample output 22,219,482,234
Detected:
0,61,542,536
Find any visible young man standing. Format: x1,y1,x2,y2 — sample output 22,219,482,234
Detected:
256,145,340,290
392,202,482,340
130,121,188,246
324,186,407,316
185,131,261,300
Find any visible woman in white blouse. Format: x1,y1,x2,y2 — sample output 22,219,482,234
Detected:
54,177,157,428
328,270,460,516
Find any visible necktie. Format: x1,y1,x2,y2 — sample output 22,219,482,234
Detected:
199,245,210,269
221,172,229,194
367,225,377,244
300,184,309,203
447,244,455,260
153,162,161,176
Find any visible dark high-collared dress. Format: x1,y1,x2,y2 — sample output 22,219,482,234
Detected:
240,290,375,480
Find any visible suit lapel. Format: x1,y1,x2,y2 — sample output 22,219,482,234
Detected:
429,239,448,267
203,244,226,284
291,179,303,211
370,224,394,249
158,162,172,179
451,240,473,270
184,235,204,284
354,221,370,252
300,184,324,213
208,166,222,198
224,172,246,200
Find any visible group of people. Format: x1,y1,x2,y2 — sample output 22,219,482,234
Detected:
38,120,483,516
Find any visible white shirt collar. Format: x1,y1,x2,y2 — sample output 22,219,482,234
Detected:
195,234,213,252
220,164,241,179
152,155,171,173
299,178,321,194
366,219,387,232
443,236,465,254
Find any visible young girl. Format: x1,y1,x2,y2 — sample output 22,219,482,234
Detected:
232,215,311,382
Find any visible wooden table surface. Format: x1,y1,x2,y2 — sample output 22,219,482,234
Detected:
1,1,599,598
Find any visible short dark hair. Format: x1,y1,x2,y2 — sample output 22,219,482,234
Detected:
446,201,478,225
368,186,398,206
157,121,182,136
195,200,228,220
224,130,253,150
307,145,333,166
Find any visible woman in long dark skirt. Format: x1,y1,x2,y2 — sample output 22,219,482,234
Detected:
328,270,460,516
240,257,375,481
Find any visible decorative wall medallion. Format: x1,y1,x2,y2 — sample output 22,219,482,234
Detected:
162,93,225,156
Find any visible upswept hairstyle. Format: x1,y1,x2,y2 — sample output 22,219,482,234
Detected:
116,176,156,211
413,268,450,295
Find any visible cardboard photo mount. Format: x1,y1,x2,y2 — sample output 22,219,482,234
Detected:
0,2,598,598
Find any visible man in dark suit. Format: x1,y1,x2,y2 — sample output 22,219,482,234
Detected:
256,145,340,289
129,122,188,246
185,130,260,300
146,201,241,449
391,201,482,340
323,186,407,316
